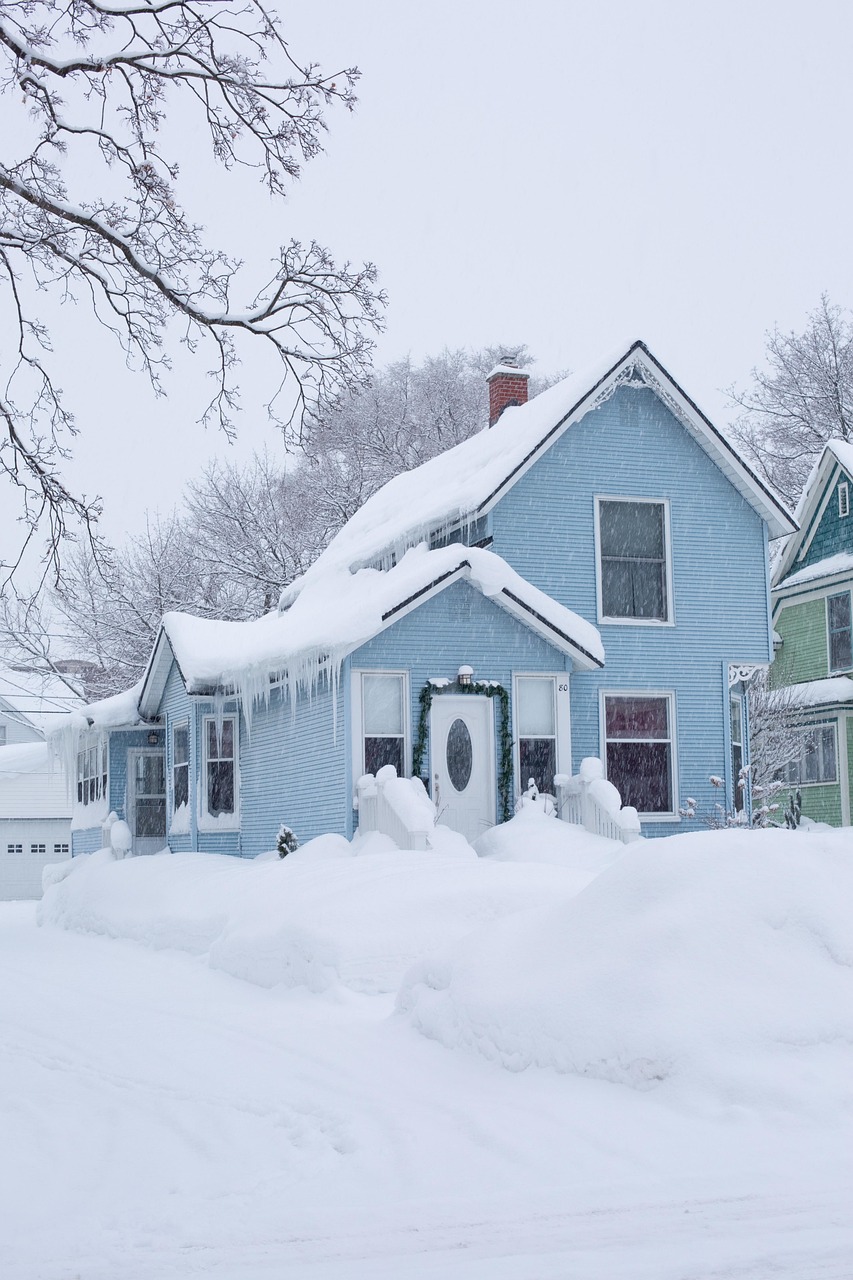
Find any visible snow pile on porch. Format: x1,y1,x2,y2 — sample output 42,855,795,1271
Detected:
399,827,853,1109
161,542,603,704
38,825,619,995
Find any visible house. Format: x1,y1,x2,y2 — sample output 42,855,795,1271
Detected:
0,668,81,897
59,341,795,856
770,439,853,826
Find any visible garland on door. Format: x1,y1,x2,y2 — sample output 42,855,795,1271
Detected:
413,679,513,823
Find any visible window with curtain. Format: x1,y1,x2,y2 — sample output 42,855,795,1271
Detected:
604,694,674,813
598,499,669,621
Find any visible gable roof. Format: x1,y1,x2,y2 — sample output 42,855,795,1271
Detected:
281,340,795,608
0,667,84,737
139,544,604,717
773,440,853,588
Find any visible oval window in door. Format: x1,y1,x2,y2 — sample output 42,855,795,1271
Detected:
446,718,473,791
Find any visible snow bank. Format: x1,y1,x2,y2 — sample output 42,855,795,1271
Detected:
475,807,626,893
399,827,853,1110
38,833,601,994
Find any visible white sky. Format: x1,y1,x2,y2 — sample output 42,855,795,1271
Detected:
20,0,853,546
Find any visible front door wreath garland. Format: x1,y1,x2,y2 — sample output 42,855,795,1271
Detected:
412,678,513,823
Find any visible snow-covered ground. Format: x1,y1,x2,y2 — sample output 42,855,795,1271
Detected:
3,814,853,1278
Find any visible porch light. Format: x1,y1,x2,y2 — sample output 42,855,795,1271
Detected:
147,732,159,746
457,665,473,687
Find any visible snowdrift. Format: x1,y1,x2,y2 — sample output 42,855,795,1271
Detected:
38,820,609,994
399,827,853,1108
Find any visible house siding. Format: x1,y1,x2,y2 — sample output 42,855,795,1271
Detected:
799,781,843,827
773,598,828,684
794,469,853,574
490,384,770,832
352,579,571,829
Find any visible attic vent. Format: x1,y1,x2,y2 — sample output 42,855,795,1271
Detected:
839,482,849,518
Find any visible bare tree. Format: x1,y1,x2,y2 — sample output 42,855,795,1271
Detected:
0,0,385,579
730,295,853,508
747,668,813,825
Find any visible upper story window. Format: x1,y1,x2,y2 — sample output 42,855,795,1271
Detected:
76,737,107,805
839,482,850,518
827,591,853,673
204,717,236,818
516,676,557,794
172,723,189,810
362,673,406,775
596,498,671,623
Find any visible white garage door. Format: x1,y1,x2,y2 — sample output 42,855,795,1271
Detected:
1,823,71,900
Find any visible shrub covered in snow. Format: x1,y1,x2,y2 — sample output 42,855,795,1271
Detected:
277,824,299,857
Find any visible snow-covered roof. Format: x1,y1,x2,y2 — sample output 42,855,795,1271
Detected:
778,676,853,709
140,544,604,716
774,440,853,587
281,341,795,608
0,741,51,776
777,551,853,591
0,668,83,737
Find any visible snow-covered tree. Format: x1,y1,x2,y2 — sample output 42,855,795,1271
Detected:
730,295,853,508
747,668,813,825
0,0,384,578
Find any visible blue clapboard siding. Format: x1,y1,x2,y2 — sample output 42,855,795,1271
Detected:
795,467,853,573
352,579,569,829
491,384,772,833
239,674,348,855
160,660,195,852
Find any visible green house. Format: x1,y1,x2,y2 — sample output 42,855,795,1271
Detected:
771,440,853,826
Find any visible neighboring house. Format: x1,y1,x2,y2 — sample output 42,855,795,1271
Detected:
0,669,81,897
770,440,853,826
59,341,795,857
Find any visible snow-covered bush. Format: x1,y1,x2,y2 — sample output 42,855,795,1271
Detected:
277,825,299,858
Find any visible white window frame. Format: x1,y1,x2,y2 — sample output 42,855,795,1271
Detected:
512,673,571,795
171,720,190,813
839,482,850,518
199,714,240,829
7,843,22,854
30,843,46,854
594,496,675,626
778,723,838,787
76,735,107,808
53,843,69,855
351,670,410,784
599,688,679,820
826,590,853,675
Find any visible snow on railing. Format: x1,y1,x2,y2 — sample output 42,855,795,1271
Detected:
554,757,642,845
355,765,435,852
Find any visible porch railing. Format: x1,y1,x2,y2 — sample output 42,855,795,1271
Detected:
554,757,642,844
355,766,435,852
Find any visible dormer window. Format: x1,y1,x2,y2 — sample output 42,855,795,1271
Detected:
839,482,849,518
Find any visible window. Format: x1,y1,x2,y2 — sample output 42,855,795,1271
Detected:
778,725,837,786
730,696,745,811
516,676,557,793
53,843,69,855
30,843,46,854
7,843,22,854
828,592,853,673
362,674,405,775
204,717,236,818
603,694,675,814
597,498,670,622
840,483,850,518
76,738,107,805
172,723,189,810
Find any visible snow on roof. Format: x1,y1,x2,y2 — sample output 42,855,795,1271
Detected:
827,438,853,478
280,341,793,608
779,676,853,709
0,741,51,776
151,544,604,712
778,551,853,590
0,668,83,737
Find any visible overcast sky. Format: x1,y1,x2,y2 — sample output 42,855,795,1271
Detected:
37,0,853,544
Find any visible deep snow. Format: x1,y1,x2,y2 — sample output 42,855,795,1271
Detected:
3,817,853,1277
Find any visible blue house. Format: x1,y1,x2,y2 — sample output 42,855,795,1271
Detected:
62,341,795,856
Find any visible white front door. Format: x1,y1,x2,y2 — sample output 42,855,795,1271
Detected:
127,750,167,855
430,695,495,843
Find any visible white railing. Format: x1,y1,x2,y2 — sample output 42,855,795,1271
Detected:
554,757,642,844
355,766,435,851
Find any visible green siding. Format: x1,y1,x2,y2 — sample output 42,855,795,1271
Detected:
773,598,827,684
847,715,853,820
798,782,843,827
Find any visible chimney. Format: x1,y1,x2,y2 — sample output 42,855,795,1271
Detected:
487,356,530,426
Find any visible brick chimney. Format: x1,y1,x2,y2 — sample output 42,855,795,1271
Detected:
487,357,530,426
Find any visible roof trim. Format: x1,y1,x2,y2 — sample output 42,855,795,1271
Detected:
474,341,797,540
773,446,852,587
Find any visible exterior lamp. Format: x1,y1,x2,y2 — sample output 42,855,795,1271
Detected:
457,665,473,687
147,732,159,746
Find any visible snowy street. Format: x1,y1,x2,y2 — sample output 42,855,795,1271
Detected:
3,830,853,1279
